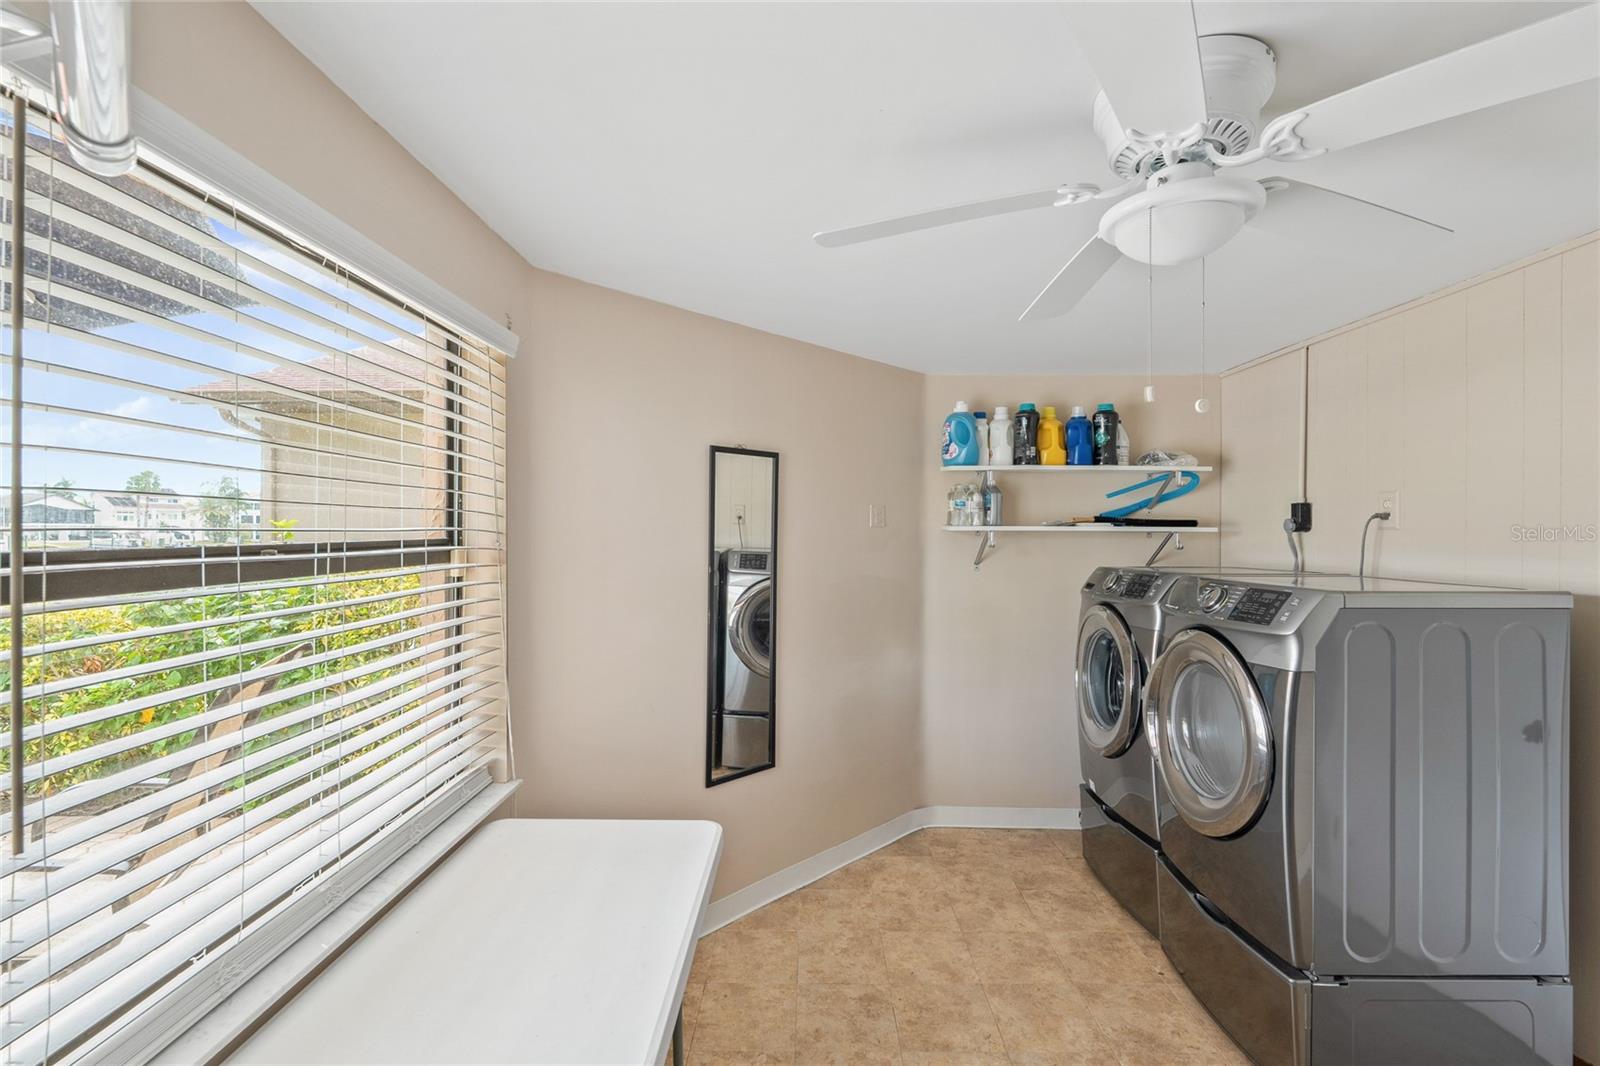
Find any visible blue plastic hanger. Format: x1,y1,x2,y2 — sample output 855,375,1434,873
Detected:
1100,470,1200,519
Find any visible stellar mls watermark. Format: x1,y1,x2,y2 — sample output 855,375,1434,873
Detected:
1509,524,1598,543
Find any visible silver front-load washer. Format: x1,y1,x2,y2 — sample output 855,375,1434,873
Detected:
716,548,772,769
1147,571,1573,1066
1075,565,1179,935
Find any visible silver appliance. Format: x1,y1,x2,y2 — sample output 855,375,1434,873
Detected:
1147,571,1572,1065
1075,565,1180,934
716,548,772,769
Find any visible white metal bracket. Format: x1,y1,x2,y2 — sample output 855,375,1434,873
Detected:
972,529,997,571
1122,123,1208,172
1207,110,1326,169
1054,177,1143,208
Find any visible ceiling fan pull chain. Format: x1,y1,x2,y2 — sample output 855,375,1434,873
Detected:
1145,206,1155,403
1196,258,1211,415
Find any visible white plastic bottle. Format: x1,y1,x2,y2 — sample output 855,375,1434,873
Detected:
989,405,1014,467
1116,422,1131,466
973,411,990,467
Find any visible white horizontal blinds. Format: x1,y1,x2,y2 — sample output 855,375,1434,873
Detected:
0,98,509,1065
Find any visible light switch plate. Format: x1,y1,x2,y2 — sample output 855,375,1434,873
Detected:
868,504,886,528
1376,490,1401,530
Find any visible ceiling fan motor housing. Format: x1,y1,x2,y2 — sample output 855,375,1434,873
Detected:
1094,34,1277,178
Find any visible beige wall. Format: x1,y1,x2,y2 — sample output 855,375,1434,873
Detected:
1217,235,1600,1059
919,377,1220,808
507,269,925,897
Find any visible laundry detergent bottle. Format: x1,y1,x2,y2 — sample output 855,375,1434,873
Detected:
1013,403,1040,465
989,405,1014,466
941,401,980,466
1038,406,1066,465
1091,403,1120,466
1066,405,1092,465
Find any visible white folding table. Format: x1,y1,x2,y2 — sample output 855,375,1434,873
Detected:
228,819,722,1065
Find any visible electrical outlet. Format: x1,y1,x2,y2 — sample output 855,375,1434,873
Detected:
868,504,886,528
734,503,746,524
1376,490,1401,529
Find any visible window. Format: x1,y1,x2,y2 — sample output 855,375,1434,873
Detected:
1,93,508,1063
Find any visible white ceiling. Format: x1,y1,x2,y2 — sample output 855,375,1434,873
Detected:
255,2,1599,374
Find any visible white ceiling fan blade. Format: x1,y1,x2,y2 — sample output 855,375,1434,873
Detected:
1019,236,1122,323
1291,5,1599,155
1061,1,1206,135
814,188,1069,247
1251,178,1451,253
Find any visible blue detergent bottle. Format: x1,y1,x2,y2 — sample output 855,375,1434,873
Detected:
941,401,980,466
1066,405,1093,465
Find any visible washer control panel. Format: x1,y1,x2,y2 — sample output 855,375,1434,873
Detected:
1230,587,1292,625
1163,576,1312,630
1120,571,1162,600
1089,569,1164,601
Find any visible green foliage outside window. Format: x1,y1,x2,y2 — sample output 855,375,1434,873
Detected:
0,572,435,806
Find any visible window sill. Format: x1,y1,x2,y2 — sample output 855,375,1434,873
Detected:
148,780,521,1065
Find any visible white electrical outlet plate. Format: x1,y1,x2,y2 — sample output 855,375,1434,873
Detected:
734,504,746,523
868,504,886,528
1377,490,1401,529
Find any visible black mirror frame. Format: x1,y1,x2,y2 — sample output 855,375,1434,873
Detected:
706,445,779,787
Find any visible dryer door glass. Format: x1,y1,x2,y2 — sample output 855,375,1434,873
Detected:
1148,628,1273,837
1076,604,1140,757
1170,663,1246,799
729,580,772,677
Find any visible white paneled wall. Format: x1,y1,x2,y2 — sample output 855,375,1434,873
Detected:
1219,234,1600,1061
1282,240,1598,590
1218,348,1305,570
712,451,775,551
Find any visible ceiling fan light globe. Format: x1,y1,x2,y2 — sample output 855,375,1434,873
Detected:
1110,199,1246,264
1098,171,1266,266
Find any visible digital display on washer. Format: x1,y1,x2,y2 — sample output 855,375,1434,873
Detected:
1230,588,1290,625
1122,573,1159,599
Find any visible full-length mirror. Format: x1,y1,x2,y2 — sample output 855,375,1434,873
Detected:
707,446,778,785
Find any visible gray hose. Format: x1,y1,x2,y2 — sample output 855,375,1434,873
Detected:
1359,511,1391,583
1282,518,1301,576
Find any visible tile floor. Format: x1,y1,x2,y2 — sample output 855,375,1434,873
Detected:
681,827,1249,1065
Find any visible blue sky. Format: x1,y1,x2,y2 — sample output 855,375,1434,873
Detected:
3,148,429,505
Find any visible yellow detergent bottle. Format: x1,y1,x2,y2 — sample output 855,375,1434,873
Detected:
1038,406,1067,465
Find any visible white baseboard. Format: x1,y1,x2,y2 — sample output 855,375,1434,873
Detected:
917,805,1081,830
700,805,1080,934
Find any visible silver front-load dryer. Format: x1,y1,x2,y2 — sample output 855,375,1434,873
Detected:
1146,572,1573,1066
1075,566,1178,935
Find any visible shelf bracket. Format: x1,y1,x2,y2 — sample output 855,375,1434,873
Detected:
1146,530,1185,566
972,530,997,571
1145,471,1176,512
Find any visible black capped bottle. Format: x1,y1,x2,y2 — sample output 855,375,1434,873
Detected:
1013,403,1040,465
1091,403,1120,466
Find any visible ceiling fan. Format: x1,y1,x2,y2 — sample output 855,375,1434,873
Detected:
812,3,1599,322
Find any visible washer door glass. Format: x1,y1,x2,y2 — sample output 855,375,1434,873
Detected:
1076,604,1140,757
728,580,773,678
1148,628,1273,837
